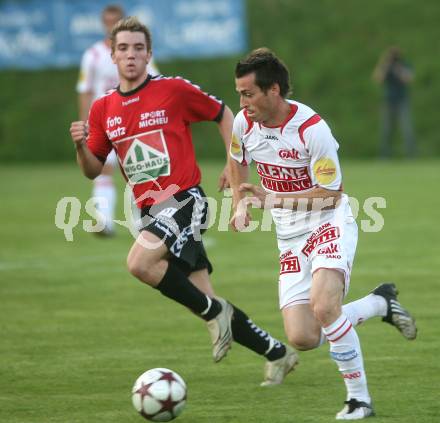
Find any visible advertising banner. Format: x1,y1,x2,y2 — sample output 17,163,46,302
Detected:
0,0,247,69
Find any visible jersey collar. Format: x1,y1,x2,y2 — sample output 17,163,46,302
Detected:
117,74,152,97
260,103,299,134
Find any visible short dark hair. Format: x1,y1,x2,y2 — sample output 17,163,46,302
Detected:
102,4,124,19
110,16,152,53
235,48,291,98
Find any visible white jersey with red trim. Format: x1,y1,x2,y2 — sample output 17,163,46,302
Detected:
230,100,351,239
76,40,159,100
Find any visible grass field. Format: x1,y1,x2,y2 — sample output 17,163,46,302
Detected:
1,160,439,423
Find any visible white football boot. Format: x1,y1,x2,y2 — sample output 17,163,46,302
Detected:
206,297,234,362
336,399,375,420
260,346,299,387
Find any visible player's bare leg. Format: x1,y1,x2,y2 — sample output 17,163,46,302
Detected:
282,304,322,350
282,271,374,419
127,231,169,285
188,268,215,297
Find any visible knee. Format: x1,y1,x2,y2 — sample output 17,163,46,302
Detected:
127,254,155,285
286,332,319,351
310,299,339,327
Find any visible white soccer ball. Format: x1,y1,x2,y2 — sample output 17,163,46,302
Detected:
132,368,187,421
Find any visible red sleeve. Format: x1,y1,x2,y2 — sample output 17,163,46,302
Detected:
86,98,113,163
177,78,224,124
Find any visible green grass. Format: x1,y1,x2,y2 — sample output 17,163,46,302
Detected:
1,160,439,422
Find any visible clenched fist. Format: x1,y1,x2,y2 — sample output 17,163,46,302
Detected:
69,121,88,148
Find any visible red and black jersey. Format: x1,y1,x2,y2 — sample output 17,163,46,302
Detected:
87,75,224,206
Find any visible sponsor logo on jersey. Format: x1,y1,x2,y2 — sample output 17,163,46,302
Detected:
106,127,126,139
115,129,170,184
107,116,122,127
106,116,126,139
278,148,301,160
279,251,301,275
139,109,169,128
313,157,337,185
230,134,242,155
302,224,340,257
264,135,279,141
255,162,313,192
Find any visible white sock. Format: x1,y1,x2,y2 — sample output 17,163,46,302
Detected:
93,175,116,231
343,293,387,326
317,293,387,347
323,314,370,403
318,330,327,347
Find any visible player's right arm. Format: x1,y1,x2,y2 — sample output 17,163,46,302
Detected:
69,120,104,179
72,98,113,178
229,156,250,232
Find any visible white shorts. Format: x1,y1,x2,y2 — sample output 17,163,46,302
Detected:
277,216,358,309
105,149,118,166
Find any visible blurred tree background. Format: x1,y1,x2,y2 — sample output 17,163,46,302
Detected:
1,0,439,162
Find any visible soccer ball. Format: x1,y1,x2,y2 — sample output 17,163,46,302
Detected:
132,368,187,421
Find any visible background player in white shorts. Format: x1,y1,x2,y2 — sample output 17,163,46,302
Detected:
76,4,159,236
229,48,417,420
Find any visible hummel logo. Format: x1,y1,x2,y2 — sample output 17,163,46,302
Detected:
264,135,278,141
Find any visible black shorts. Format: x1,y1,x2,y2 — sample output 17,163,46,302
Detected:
140,186,212,276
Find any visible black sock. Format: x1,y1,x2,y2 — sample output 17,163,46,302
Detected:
155,263,221,320
202,298,222,321
230,305,286,361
